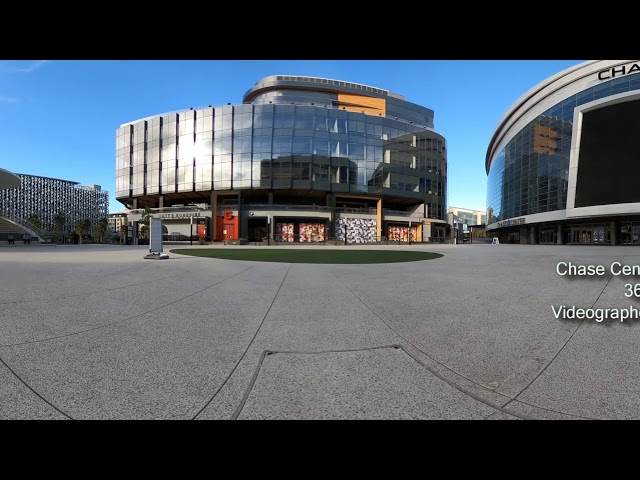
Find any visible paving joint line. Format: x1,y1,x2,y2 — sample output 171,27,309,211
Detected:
505,264,618,411
0,269,197,305
0,266,255,348
231,344,531,420
334,275,524,415
192,263,293,420
0,355,73,420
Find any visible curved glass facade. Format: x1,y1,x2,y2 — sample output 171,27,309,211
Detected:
487,72,640,224
117,83,447,221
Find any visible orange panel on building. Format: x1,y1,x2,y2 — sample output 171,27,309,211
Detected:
336,93,386,117
216,210,238,241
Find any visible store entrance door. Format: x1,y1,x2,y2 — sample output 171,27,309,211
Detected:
224,224,234,241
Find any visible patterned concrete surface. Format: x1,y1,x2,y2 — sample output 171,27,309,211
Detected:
1,242,639,420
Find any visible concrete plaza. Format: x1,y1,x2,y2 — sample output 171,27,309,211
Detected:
1,242,639,420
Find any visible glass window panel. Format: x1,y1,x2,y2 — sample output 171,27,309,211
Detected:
348,143,365,159
294,115,314,129
293,137,312,154
313,138,329,156
162,143,176,160
220,162,231,181
222,114,232,131
273,137,291,155
315,116,328,132
221,137,232,155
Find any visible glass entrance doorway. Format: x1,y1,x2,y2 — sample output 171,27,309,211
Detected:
621,223,640,245
567,224,610,244
539,228,557,244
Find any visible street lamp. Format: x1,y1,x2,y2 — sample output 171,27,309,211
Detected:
190,215,193,246
267,214,271,246
344,216,348,246
409,220,412,245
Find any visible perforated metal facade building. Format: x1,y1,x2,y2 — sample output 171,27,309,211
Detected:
0,174,109,234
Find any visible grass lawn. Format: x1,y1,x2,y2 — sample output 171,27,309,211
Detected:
169,248,443,264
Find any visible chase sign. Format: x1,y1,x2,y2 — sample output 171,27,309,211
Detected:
598,62,640,81
496,217,526,228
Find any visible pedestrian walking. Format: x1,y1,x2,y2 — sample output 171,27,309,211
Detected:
23,233,27,244
7,233,14,245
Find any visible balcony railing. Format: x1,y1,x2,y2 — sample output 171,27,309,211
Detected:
216,204,386,215
129,204,211,215
382,209,424,218
127,203,423,219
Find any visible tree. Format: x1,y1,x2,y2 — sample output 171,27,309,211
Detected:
28,214,41,230
94,218,109,243
139,207,152,239
119,224,128,244
75,219,91,244
68,231,79,244
54,213,66,244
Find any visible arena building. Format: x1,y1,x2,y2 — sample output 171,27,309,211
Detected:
117,75,448,243
486,60,640,245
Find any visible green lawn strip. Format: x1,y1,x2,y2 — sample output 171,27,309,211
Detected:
169,248,443,264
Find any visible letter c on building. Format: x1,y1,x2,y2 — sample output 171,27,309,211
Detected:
223,210,233,220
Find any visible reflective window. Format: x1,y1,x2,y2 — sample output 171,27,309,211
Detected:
121,101,448,220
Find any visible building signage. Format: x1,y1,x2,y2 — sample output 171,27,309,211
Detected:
149,217,163,253
496,217,526,228
598,62,640,81
155,212,203,219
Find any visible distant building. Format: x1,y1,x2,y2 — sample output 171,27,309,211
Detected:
0,174,109,236
107,211,129,233
447,206,486,243
447,206,486,226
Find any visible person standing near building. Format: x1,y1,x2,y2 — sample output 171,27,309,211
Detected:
8,233,14,245
22,233,27,244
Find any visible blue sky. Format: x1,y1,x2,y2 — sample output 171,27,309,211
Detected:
0,60,584,213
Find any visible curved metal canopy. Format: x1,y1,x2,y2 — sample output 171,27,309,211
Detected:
0,168,20,190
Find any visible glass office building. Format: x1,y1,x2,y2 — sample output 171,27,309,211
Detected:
486,60,640,245
117,75,448,243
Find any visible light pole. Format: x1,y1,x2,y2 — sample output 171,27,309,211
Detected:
267,214,271,246
409,220,412,245
344,217,348,246
190,215,193,246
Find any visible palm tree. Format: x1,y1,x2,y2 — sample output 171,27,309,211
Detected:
119,224,128,244
75,219,91,244
94,218,109,243
54,213,66,244
139,207,152,239
28,214,41,230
